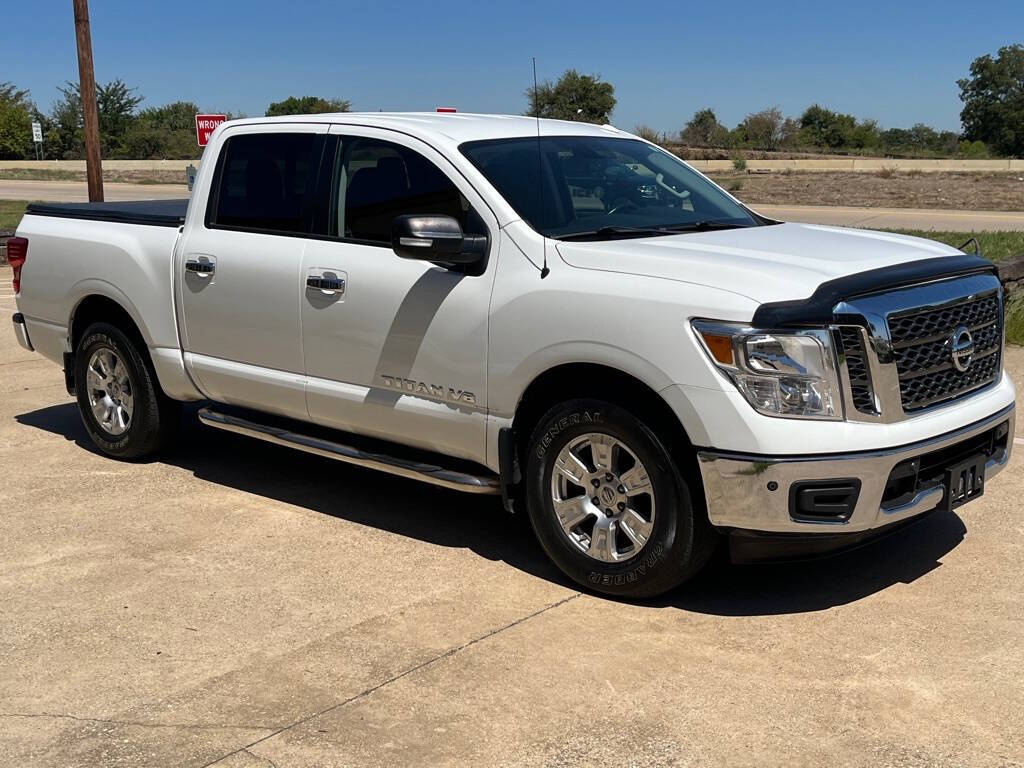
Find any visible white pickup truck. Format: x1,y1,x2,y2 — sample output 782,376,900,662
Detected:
9,113,1015,597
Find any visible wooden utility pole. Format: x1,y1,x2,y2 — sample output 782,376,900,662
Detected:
73,0,103,201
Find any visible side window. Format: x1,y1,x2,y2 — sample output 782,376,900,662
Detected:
209,133,318,235
330,137,484,244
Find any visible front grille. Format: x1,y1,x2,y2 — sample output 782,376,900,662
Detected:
838,328,876,414
888,292,1002,412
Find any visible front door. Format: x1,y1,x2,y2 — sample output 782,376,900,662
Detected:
177,124,327,419
300,127,498,463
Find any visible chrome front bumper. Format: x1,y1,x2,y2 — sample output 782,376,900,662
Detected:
12,313,33,351
698,404,1014,535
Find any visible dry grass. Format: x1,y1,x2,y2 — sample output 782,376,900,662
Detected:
0,168,188,185
712,171,1024,211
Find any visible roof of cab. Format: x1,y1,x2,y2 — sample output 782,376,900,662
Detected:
222,112,629,145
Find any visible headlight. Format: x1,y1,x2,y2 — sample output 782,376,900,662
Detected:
692,320,841,420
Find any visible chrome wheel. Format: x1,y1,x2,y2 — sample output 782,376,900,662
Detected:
550,432,656,563
86,347,134,437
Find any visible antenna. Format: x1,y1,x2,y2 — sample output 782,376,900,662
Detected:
533,57,549,279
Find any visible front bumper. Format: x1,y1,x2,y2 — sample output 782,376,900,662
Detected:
12,312,33,351
697,403,1014,540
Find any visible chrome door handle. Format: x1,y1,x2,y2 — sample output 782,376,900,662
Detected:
185,259,215,277
307,276,345,293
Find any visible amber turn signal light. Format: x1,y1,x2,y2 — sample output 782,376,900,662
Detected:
700,332,735,366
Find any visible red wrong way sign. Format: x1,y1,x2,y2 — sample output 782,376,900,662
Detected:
195,114,227,146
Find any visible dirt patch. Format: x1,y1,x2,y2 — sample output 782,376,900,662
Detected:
709,171,1024,211
0,168,188,185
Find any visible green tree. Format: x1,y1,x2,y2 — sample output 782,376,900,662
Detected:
632,124,662,143
680,108,728,147
44,84,83,159
119,101,202,159
0,82,34,159
958,44,1024,157
525,69,615,123
96,80,143,155
958,139,989,158
798,104,856,149
265,96,351,116
737,107,787,151
46,79,142,158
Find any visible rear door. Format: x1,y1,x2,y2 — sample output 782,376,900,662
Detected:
299,126,499,463
177,123,327,419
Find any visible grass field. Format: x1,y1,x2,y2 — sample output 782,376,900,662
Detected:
879,229,1024,262
0,200,28,231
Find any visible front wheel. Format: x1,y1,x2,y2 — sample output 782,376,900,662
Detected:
74,322,179,459
524,399,715,598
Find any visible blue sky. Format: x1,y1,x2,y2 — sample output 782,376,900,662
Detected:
5,0,1022,133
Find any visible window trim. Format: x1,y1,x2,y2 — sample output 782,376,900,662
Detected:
307,129,494,274
204,132,328,239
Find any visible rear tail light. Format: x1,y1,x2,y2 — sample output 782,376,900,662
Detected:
6,236,27,294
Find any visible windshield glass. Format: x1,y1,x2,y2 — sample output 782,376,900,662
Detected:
460,136,761,239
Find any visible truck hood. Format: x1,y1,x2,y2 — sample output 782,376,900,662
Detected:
555,222,962,304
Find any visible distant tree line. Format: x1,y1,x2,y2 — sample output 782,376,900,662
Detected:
657,103,991,159
1,43,1020,160
0,82,350,160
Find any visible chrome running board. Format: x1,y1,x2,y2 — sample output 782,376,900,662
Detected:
198,407,501,495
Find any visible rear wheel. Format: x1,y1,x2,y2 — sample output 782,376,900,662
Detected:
525,399,714,598
74,322,179,459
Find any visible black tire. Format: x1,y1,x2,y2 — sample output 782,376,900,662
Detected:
74,322,180,459
525,399,715,598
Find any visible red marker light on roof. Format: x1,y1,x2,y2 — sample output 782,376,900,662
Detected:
436,107,456,113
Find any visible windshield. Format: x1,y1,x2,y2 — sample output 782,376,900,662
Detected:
460,135,761,240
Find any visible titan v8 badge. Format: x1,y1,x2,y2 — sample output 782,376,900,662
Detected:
380,375,476,405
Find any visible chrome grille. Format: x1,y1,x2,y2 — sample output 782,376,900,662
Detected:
888,292,1002,412
838,328,876,414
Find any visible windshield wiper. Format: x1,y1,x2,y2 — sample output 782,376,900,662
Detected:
556,221,746,241
556,226,682,241
661,220,744,233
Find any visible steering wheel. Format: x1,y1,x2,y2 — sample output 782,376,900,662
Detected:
606,199,639,216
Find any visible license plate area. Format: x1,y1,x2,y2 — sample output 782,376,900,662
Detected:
942,453,985,513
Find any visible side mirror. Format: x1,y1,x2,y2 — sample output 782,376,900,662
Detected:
391,215,486,267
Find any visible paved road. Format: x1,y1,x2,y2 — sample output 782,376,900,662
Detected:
3,179,1024,232
1,302,1022,766
0,179,187,202
756,203,1024,231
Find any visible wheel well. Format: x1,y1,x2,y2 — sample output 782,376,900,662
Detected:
511,363,701,491
69,295,162,393
71,295,149,352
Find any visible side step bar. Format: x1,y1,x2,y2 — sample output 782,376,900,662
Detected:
198,407,501,495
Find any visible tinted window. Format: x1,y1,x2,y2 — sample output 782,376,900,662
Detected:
210,133,319,234
330,137,482,244
461,136,760,239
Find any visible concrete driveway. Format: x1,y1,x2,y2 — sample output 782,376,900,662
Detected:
1,315,1023,767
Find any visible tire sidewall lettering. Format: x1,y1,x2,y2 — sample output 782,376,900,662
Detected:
534,410,602,460
587,541,665,586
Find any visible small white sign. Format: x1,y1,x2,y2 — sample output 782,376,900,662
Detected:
31,121,42,143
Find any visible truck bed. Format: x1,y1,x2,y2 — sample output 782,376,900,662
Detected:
25,199,189,228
